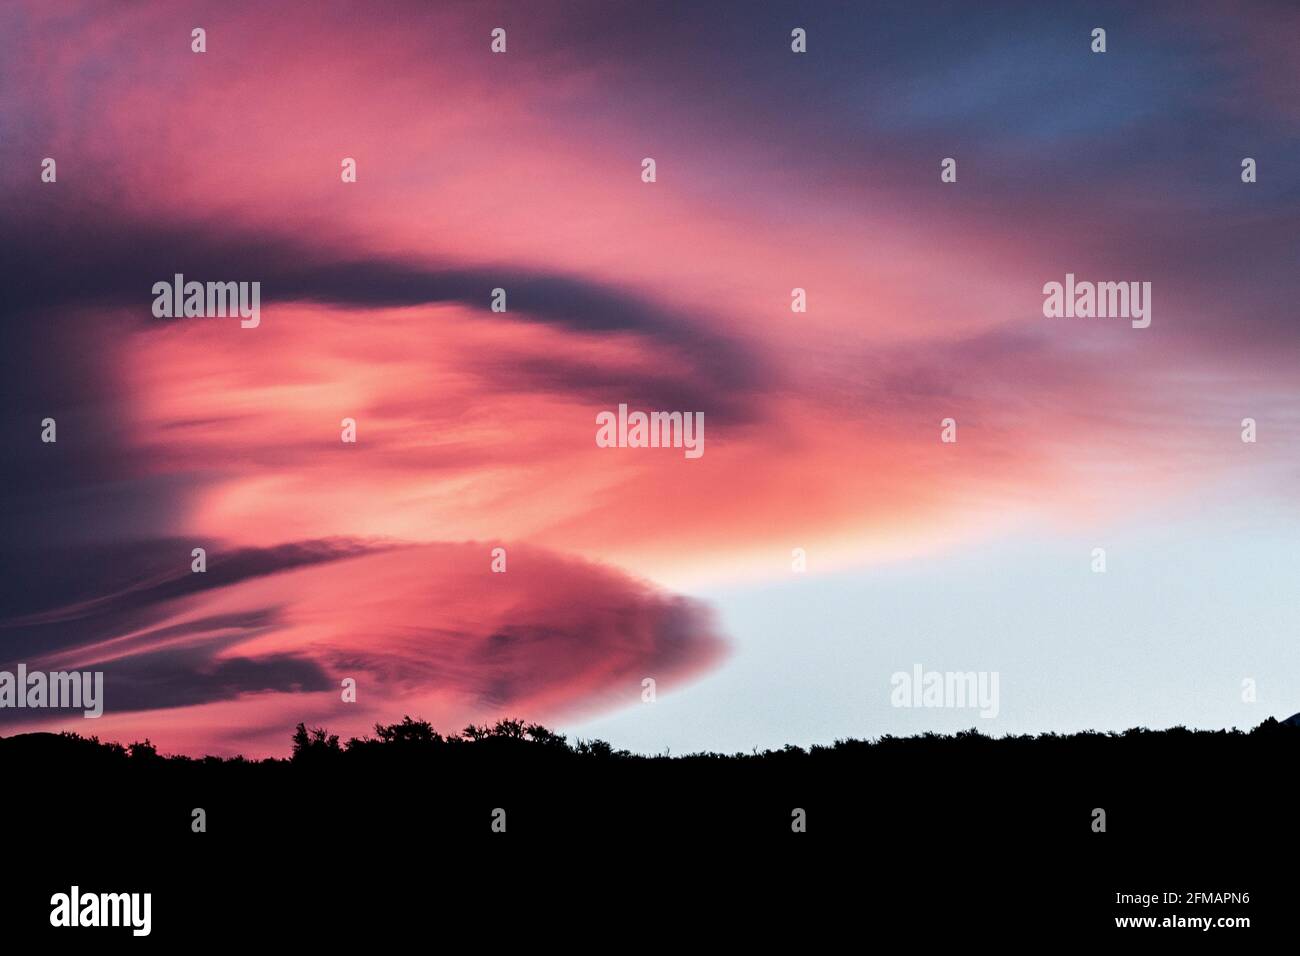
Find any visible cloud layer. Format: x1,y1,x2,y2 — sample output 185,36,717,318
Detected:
1,1,1296,752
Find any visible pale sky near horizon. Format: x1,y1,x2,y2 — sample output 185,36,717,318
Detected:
568,495,1300,754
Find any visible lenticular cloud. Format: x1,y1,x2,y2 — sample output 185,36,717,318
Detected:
1,541,726,756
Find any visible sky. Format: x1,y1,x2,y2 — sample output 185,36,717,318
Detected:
1,0,1297,755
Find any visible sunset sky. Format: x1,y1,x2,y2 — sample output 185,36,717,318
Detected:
2,0,1297,755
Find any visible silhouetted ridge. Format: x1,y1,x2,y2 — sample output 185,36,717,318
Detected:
1,713,1296,764
4,715,1297,850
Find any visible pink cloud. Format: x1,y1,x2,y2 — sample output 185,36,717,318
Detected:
13,541,724,756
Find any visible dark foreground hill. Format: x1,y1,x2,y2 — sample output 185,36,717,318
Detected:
2,715,1293,940
3,714,1297,843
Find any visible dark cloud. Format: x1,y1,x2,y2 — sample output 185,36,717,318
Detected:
0,207,765,387
0,538,387,662
0,641,333,727
93,645,335,713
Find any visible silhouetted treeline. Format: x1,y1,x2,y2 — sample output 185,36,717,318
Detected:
9,713,1297,768
5,712,1294,764
3,713,1296,845
290,715,624,763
